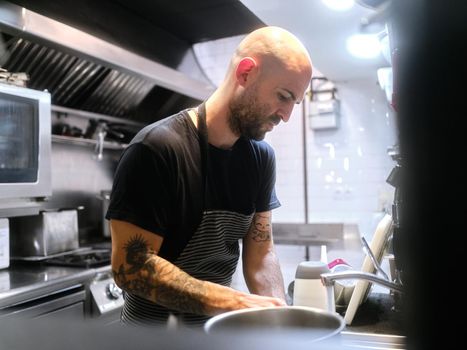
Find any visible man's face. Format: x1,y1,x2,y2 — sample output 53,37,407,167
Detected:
228,82,281,141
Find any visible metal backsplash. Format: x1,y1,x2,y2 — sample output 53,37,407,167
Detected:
44,140,122,242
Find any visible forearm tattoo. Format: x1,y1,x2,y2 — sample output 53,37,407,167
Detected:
112,234,207,315
250,213,272,242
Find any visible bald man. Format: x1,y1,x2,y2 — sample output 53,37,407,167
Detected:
106,26,313,327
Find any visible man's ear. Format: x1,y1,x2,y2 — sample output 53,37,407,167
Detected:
235,57,257,86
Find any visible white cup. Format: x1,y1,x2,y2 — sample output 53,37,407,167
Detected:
293,261,332,311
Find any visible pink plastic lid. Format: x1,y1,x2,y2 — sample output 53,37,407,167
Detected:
328,258,351,269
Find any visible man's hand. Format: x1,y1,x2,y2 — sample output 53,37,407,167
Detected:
203,282,286,316
234,293,286,308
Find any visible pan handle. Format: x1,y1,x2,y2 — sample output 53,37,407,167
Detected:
40,206,85,213
58,206,85,212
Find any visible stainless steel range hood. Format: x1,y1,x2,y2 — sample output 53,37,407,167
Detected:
0,1,216,123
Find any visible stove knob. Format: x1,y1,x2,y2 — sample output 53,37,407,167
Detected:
106,282,122,300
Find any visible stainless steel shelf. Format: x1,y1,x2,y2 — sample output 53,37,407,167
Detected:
52,134,127,150
52,105,145,127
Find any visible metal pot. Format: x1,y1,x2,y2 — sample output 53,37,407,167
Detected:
9,206,83,257
105,123,140,144
204,306,345,344
84,119,140,144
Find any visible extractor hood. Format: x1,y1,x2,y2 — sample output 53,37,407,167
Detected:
0,0,264,124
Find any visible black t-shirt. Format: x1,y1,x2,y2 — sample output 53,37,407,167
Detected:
106,108,280,262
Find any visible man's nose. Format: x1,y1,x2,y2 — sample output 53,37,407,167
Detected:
277,107,293,123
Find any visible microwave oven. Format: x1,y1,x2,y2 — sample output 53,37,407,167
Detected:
0,83,52,207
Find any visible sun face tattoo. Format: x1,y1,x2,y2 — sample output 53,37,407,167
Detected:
112,234,156,297
251,213,272,242
124,234,152,273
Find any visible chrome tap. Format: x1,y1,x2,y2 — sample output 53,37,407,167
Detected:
95,128,106,161
93,121,107,161
320,234,403,294
320,270,403,293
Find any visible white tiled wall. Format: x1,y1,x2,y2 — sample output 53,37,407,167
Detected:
192,36,397,239
192,35,245,87
305,79,397,239
265,105,306,223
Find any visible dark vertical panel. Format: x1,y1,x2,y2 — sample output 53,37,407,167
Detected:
396,1,467,348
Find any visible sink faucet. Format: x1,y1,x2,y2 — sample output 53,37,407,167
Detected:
320,234,404,294
320,270,404,293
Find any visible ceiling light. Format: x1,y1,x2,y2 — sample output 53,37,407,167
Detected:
321,0,355,11
346,34,381,59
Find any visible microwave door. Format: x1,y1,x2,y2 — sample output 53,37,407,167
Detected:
0,84,51,201
0,97,39,183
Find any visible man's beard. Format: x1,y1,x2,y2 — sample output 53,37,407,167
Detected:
228,88,281,141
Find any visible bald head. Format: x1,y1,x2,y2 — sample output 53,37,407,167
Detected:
228,26,312,79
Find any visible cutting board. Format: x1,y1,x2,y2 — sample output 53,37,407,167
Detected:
344,214,393,325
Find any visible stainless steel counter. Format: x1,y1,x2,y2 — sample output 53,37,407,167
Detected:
0,262,99,308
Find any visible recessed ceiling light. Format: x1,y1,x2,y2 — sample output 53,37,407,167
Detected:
346,34,381,59
321,0,355,11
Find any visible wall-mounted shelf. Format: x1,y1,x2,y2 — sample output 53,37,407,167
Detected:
52,105,145,127
51,135,127,150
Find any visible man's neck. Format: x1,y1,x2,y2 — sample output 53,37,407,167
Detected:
204,97,239,150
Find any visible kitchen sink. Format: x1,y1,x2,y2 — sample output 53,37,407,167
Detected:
338,292,405,349
341,331,405,349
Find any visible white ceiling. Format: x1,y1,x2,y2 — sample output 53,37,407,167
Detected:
240,0,389,82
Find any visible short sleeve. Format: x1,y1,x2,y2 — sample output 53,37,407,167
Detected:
105,143,173,236
255,143,281,212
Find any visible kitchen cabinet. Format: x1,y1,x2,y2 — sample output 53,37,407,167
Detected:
0,286,85,320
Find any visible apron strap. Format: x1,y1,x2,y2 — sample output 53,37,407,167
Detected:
196,102,208,211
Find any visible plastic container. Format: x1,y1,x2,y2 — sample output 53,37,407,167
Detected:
293,260,331,311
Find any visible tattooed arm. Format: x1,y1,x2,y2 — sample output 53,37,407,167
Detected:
110,219,284,316
242,211,286,301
